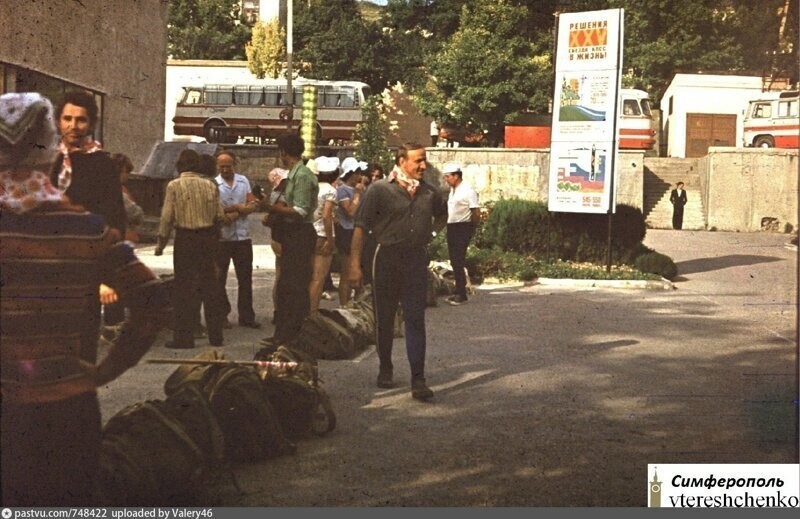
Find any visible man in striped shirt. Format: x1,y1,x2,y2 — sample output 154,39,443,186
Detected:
156,149,227,349
0,92,167,505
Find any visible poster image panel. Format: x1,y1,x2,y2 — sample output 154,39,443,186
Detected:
549,141,615,213
552,70,616,142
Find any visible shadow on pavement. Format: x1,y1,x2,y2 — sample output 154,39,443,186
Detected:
676,254,784,275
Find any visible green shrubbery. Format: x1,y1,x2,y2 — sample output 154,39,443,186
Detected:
432,199,677,282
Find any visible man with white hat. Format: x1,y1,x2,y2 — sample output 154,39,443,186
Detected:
442,162,480,305
0,92,167,505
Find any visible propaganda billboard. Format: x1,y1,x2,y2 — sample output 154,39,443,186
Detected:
548,9,623,214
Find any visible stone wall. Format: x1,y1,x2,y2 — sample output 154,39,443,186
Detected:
705,148,799,232
426,148,646,211
0,0,168,168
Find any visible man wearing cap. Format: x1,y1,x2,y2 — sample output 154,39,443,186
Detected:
0,92,166,505
443,162,480,305
348,143,447,401
214,150,261,329
265,133,318,343
336,157,367,305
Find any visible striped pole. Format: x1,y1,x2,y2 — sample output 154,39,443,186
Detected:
301,85,318,159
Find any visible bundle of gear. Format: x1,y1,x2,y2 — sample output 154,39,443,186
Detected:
93,346,335,505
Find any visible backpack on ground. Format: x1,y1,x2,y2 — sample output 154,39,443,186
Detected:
259,346,336,438
94,384,222,505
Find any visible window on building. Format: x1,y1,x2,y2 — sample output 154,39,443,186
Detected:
1,61,105,143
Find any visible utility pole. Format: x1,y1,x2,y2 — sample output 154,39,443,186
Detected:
286,0,293,130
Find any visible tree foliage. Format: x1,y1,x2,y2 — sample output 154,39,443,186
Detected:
246,18,285,79
353,95,395,173
414,0,553,143
167,0,254,59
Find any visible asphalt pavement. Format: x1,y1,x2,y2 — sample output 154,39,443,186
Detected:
97,222,798,506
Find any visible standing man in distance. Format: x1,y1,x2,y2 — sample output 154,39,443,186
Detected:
669,181,687,230
442,162,480,306
264,133,318,343
214,150,261,329
155,149,226,349
348,143,447,401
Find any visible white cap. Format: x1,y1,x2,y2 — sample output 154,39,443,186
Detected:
358,160,369,171
315,156,340,174
442,162,462,175
340,157,361,178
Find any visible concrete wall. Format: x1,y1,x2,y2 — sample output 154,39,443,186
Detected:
426,148,645,211
0,0,168,169
705,148,798,232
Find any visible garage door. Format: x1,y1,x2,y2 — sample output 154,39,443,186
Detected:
685,113,737,158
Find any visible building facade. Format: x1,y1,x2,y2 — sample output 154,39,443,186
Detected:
0,0,168,170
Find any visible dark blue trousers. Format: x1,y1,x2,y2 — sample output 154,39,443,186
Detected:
371,243,428,378
447,222,474,299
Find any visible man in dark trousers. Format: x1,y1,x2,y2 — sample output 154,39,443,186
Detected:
156,149,226,348
669,181,688,230
0,92,166,505
442,162,480,306
264,133,318,343
348,143,447,401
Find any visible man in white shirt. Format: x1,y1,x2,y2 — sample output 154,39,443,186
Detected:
215,150,261,328
442,162,480,305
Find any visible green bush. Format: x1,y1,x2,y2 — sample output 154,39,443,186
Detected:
428,229,449,262
634,252,678,280
476,199,561,259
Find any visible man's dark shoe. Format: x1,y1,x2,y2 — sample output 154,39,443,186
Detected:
447,295,468,306
411,376,434,401
239,320,262,329
376,370,394,389
165,341,194,349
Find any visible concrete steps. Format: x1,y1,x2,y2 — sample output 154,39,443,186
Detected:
645,190,705,230
643,157,706,230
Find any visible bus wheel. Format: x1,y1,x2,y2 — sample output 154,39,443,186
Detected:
754,136,774,148
204,120,231,144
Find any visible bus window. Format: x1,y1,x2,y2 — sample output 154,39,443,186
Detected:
339,87,355,107
183,88,202,105
640,98,652,116
752,102,772,118
264,86,281,105
359,86,371,105
778,100,797,118
206,87,234,105
622,99,641,116
235,86,263,105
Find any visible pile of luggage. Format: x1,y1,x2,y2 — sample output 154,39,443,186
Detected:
94,346,334,505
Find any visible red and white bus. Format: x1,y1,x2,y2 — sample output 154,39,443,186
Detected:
172,79,372,144
617,88,656,150
742,90,799,148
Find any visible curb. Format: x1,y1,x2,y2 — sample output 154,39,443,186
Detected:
478,277,675,291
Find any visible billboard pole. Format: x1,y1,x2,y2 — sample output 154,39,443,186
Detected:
606,9,624,273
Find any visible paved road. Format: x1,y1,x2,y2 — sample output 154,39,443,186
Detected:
98,226,798,506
